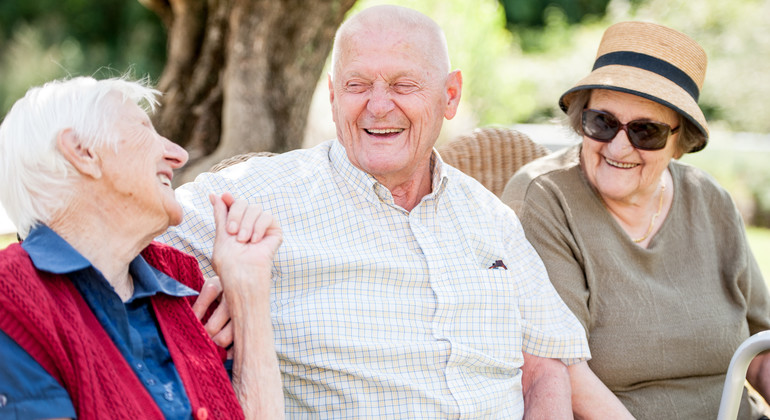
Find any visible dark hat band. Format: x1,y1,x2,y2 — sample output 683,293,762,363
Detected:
593,51,700,101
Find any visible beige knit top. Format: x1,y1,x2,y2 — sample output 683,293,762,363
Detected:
502,145,770,419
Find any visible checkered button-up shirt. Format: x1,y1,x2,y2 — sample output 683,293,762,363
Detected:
159,139,589,418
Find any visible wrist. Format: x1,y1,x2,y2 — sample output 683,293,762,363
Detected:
220,267,272,301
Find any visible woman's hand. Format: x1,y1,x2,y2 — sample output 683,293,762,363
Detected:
209,192,282,297
208,192,285,418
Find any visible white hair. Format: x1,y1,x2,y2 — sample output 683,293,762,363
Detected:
0,76,160,237
330,5,451,81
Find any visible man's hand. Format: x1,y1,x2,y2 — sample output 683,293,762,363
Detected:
191,276,233,349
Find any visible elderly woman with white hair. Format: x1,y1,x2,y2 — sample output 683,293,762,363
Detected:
503,22,770,419
0,77,283,419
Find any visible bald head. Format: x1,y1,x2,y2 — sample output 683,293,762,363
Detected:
330,5,451,81
325,4,462,204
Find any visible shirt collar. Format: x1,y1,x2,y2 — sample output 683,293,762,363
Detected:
22,224,91,273
329,139,450,209
22,225,197,300
127,254,198,302
431,151,450,200
329,139,379,197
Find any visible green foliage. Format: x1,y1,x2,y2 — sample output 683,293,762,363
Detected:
608,0,770,133
482,0,770,135
681,135,770,229
497,0,612,28
0,0,165,115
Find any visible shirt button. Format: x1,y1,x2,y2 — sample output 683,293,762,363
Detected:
0,394,7,407
164,390,174,401
196,407,209,420
146,378,156,386
136,362,144,370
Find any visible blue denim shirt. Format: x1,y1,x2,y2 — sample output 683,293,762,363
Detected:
0,225,200,419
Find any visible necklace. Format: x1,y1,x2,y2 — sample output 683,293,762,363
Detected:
633,179,666,243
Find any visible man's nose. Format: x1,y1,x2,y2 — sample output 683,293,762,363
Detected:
366,85,395,117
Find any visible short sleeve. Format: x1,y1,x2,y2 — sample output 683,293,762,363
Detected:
516,184,592,333
514,240,591,366
0,329,76,419
503,204,590,366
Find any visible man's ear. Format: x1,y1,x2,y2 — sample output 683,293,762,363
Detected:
443,70,462,120
56,128,102,179
328,73,339,124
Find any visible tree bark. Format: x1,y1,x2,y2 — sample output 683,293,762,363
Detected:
140,0,356,183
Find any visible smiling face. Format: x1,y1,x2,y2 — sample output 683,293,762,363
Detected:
98,94,188,230
581,89,679,205
329,12,461,190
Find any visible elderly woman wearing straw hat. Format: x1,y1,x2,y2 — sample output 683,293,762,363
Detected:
502,22,770,419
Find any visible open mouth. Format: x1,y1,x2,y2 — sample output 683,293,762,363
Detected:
158,173,172,187
605,157,639,169
365,128,404,137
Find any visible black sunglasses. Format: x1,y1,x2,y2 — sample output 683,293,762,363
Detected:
581,109,679,151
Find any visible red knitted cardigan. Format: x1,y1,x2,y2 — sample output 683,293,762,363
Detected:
0,241,245,420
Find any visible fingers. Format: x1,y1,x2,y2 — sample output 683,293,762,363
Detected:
204,294,231,340
210,192,247,239
259,222,283,253
192,276,223,321
225,199,249,237
209,193,228,239
221,191,236,207
249,208,276,243
210,192,274,244
211,321,234,348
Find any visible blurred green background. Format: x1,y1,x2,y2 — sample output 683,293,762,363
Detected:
0,0,768,277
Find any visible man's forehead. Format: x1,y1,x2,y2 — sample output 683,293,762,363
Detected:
332,9,450,81
339,68,420,81
338,37,437,70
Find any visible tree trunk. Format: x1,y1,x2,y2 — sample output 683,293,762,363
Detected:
139,0,356,183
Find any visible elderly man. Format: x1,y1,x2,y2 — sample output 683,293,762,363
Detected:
160,5,589,418
0,77,283,419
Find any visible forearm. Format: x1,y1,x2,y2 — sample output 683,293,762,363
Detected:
521,352,572,419
224,265,284,419
568,361,634,420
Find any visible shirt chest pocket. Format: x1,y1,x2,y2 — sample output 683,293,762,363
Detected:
437,268,524,365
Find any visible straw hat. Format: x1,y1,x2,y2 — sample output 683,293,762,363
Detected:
559,21,709,152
